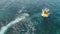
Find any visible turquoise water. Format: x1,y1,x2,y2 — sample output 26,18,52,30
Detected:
0,0,60,34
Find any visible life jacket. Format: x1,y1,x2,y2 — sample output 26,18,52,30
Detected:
44,10,48,14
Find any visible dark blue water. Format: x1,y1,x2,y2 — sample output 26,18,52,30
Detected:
0,0,60,34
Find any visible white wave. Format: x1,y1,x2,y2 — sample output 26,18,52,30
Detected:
0,13,29,34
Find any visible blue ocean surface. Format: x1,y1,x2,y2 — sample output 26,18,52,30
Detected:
0,0,60,34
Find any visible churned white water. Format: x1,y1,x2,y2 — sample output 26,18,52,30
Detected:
0,13,29,34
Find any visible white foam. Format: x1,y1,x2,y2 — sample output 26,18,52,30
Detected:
0,13,29,34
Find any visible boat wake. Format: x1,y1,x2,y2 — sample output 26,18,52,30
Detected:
0,13,29,34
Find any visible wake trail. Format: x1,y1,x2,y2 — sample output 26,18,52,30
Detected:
0,13,29,34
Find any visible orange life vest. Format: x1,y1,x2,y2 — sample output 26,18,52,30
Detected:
44,11,48,14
